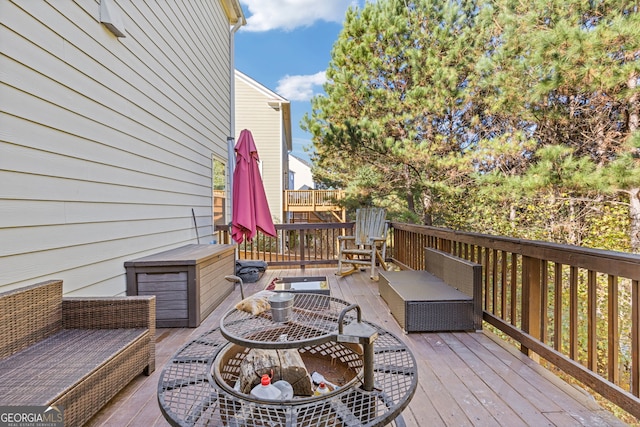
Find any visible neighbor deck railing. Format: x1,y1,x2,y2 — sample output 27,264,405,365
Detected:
283,189,344,214
214,220,640,418
390,222,640,418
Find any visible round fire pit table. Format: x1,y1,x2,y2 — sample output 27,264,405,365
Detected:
158,294,417,426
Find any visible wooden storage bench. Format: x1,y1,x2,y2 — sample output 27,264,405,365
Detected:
125,244,235,327
0,280,155,426
379,248,482,332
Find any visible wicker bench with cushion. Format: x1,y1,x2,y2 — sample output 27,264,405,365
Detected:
379,248,482,332
0,280,155,426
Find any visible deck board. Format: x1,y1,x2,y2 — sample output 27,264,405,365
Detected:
424,333,518,426
86,267,625,427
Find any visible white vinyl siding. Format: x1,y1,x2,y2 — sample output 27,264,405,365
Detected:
0,1,236,295
234,71,289,223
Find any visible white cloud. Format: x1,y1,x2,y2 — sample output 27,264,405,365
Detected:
276,71,326,102
240,0,357,32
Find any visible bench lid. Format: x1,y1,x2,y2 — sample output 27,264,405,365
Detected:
380,271,472,301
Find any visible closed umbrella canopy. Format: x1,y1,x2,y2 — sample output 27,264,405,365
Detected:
231,129,277,244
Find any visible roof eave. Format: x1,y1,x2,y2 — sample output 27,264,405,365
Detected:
221,0,246,25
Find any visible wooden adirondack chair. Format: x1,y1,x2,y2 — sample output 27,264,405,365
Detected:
336,207,388,279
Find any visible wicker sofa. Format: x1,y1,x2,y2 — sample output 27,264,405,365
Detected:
0,280,155,426
379,248,482,332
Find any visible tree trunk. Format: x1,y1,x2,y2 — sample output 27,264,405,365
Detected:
631,189,640,253
569,197,578,245
405,194,415,216
404,164,417,218
628,73,639,253
239,348,313,396
422,191,432,226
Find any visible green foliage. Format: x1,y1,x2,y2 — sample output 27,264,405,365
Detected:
583,202,631,251
303,0,495,225
303,0,640,251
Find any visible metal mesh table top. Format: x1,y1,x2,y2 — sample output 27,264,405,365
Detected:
220,293,356,349
158,322,417,426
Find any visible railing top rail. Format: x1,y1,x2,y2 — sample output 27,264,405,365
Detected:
214,222,353,233
391,222,640,280
285,190,343,197
276,222,353,230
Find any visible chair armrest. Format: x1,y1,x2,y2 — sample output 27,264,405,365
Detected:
337,236,355,241
62,296,156,330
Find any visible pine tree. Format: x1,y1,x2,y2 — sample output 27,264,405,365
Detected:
303,0,495,224
303,0,640,250
478,0,640,249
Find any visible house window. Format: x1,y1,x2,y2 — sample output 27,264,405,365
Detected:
212,157,227,229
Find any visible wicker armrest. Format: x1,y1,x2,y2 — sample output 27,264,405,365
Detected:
63,296,156,375
337,236,355,241
62,296,155,330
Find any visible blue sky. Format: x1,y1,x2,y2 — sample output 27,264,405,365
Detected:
234,1,364,161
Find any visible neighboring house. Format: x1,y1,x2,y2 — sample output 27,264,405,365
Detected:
234,69,292,224
289,154,315,190
0,0,244,295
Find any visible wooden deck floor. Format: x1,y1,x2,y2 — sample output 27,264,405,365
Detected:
86,267,625,426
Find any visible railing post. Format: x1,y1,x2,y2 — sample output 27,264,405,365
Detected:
633,279,639,397
608,275,619,384
587,270,597,372
521,256,542,356
299,228,306,272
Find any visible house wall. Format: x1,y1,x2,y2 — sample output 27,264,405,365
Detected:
234,71,288,224
0,1,237,295
289,155,314,190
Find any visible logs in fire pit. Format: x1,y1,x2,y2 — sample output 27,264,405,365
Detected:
239,348,313,396
216,341,363,400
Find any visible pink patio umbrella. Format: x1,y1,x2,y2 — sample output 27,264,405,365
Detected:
231,129,277,244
